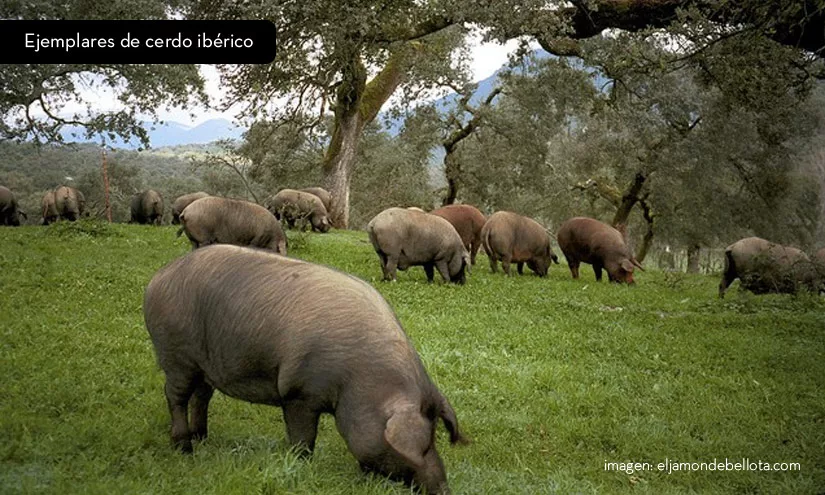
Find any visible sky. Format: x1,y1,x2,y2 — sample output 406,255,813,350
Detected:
149,35,527,127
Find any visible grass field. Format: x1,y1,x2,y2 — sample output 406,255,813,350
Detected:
2,221,824,494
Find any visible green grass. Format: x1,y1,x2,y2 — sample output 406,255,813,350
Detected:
2,221,824,494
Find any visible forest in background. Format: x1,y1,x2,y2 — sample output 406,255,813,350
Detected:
3,1,825,274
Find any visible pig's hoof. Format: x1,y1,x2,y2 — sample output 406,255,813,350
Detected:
174,439,194,454
191,429,208,441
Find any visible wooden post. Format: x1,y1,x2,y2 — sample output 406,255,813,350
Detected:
102,148,112,223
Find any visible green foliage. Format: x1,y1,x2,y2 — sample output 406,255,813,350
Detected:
349,123,435,227
2,227,824,493
0,2,206,147
40,218,122,238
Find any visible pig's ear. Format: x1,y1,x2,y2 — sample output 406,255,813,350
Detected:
621,259,635,272
384,407,429,468
440,395,470,445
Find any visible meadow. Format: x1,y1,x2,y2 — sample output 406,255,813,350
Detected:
1,221,824,494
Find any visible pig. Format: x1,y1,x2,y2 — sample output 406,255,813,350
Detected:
130,189,165,225
178,197,287,255
53,185,85,222
266,189,331,233
481,211,559,277
0,186,26,226
144,245,466,494
41,191,58,225
171,192,209,225
718,237,816,297
556,217,643,284
367,207,469,284
299,187,332,212
431,204,486,265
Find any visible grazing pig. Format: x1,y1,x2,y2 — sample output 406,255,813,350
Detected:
144,245,466,494
171,192,209,225
130,189,164,225
266,189,331,233
481,211,559,277
52,185,85,222
41,191,58,225
557,217,643,284
431,204,486,266
178,197,287,255
719,237,815,297
0,186,26,226
367,207,469,284
299,187,332,212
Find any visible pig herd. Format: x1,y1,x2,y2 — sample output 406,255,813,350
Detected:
4,182,825,494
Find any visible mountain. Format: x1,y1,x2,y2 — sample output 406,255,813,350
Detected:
59,118,245,149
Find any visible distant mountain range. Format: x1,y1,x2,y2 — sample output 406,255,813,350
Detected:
59,118,246,149
59,50,605,149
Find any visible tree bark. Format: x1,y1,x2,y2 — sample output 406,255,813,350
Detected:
322,52,406,228
686,243,701,273
443,150,459,206
636,198,654,262
324,111,363,228
611,172,647,227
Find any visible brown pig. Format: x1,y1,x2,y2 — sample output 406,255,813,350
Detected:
431,204,486,265
481,211,559,277
556,217,642,284
0,186,25,226
266,189,331,233
367,207,469,284
299,187,332,212
171,192,209,224
144,245,466,494
41,190,58,225
178,197,287,255
130,189,164,225
719,237,815,297
53,185,85,222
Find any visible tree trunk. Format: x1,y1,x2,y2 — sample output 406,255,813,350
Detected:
636,199,654,262
322,51,407,229
611,172,647,227
442,148,459,206
324,111,363,228
686,244,701,273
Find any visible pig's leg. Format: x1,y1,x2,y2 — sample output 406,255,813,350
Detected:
384,255,398,281
488,252,498,273
436,260,451,282
569,260,580,279
593,263,603,282
189,380,214,441
282,400,321,455
164,373,199,453
424,263,435,283
517,262,524,275
501,255,512,276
